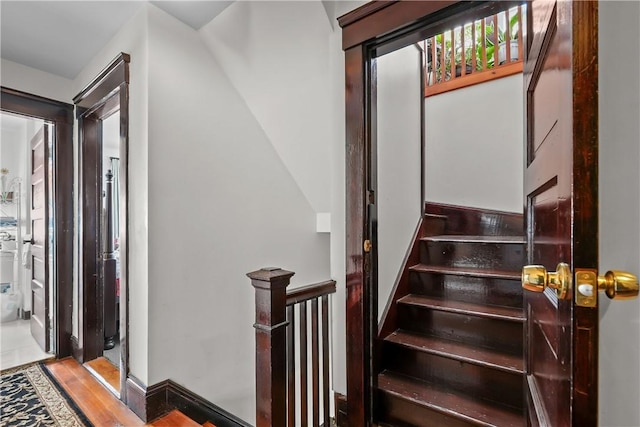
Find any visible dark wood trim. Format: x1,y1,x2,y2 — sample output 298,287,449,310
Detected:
570,1,599,425
124,376,250,427
285,280,336,306
334,392,348,427
1,86,74,359
73,53,130,109
167,380,252,427
75,52,130,404
125,376,170,422
337,1,397,28
71,336,83,363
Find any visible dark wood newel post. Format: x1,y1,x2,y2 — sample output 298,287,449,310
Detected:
247,267,295,427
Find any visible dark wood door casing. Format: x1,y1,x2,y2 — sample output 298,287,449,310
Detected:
1,87,74,359
75,52,130,402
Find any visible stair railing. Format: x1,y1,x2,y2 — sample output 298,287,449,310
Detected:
248,267,336,427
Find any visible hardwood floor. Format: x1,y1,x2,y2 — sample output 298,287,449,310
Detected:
45,358,216,426
85,356,120,393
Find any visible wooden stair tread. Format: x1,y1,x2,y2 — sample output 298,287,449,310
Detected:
398,294,524,322
153,410,201,427
202,422,217,427
425,213,448,220
423,235,524,244
409,264,521,280
385,329,524,374
378,371,524,427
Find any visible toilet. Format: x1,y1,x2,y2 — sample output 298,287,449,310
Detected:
0,250,20,323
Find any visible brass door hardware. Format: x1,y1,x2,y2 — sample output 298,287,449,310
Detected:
522,264,638,307
363,239,372,253
521,263,571,299
574,269,639,307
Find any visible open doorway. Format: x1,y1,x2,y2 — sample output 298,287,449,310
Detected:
75,53,129,400
0,87,74,367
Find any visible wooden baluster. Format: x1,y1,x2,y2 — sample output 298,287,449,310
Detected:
461,26,466,76
311,298,320,426
440,32,445,82
472,21,477,73
286,305,295,427
321,295,330,427
247,267,294,427
299,302,308,427
517,5,523,61
493,14,499,68
449,29,455,79
430,37,437,84
505,9,511,64
481,19,487,70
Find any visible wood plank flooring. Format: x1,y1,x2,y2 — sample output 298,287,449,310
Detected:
85,356,120,393
45,357,216,426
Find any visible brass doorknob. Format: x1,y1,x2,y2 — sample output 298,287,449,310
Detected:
522,263,571,299
597,270,639,300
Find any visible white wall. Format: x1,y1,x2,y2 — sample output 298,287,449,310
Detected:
145,5,330,423
72,5,150,384
598,2,640,426
199,1,333,214
425,75,524,213
376,46,423,319
0,59,73,103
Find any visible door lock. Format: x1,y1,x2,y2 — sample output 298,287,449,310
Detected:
574,269,639,307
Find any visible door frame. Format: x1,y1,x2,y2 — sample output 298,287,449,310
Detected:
338,1,598,425
74,53,130,401
0,87,74,358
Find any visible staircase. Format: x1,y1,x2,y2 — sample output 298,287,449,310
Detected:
375,203,526,427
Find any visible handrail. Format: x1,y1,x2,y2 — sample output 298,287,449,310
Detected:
286,280,336,306
248,268,336,427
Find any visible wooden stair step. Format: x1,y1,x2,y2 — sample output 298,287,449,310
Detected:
409,264,521,280
423,235,524,244
398,294,524,322
385,329,524,374
153,410,201,427
378,371,523,427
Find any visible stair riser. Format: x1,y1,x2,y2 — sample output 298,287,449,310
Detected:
410,274,523,308
426,204,523,236
377,392,473,427
424,215,447,236
383,345,523,410
399,306,523,355
421,241,525,271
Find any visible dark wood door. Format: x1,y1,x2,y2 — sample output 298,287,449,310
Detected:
30,124,50,352
523,1,598,426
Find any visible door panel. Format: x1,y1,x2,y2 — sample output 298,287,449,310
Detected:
30,125,49,352
524,1,598,425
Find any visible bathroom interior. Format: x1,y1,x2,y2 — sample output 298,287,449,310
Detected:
0,111,53,369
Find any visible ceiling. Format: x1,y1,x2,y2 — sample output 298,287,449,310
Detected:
0,1,234,80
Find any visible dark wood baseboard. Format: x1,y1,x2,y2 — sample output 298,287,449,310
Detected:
335,392,348,427
70,336,83,363
125,376,169,422
125,376,250,426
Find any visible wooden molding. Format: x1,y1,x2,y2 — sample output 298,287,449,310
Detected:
125,376,250,426
425,61,523,97
70,336,83,363
334,392,348,427
73,53,130,110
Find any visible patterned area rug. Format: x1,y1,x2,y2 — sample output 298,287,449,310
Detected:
0,362,93,426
